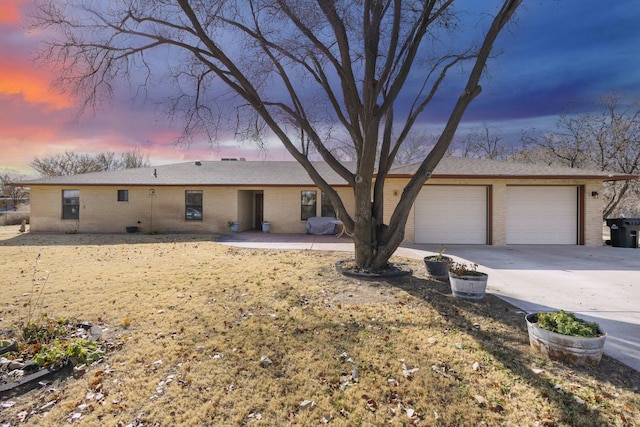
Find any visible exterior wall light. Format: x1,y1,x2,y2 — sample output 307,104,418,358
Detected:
591,191,599,199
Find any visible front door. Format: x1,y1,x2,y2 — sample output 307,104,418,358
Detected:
254,193,264,229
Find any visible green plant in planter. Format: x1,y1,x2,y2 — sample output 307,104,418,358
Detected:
426,246,448,262
535,310,601,338
424,248,451,280
449,261,483,276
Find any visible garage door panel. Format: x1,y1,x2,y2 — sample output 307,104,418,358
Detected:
506,186,577,244
415,186,487,244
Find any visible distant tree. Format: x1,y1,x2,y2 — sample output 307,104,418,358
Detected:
31,150,150,177
118,148,150,169
456,122,511,160
31,152,104,176
329,130,437,165
518,94,640,218
0,174,29,210
393,131,439,165
33,0,523,269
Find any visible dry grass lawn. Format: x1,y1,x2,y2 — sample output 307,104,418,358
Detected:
0,226,639,426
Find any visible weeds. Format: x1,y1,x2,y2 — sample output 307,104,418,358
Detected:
33,339,103,367
6,254,106,371
22,253,50,330
22,315,69,344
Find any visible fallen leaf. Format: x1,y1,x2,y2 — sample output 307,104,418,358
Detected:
366,399,378,412
260,355,273,368
490,403,505,413
474,395,487,407
300,400,316,410
402,363,419,378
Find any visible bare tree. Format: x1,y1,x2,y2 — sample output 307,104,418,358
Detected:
31,150,150,177
457,122,511,160
518,94,640,218
119,148,150,169
0,174,29,210
394,131,439,165
328,130,436,165
32,0,522,268
31,152,101,177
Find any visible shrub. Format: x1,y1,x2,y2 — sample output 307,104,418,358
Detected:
449,261,484,276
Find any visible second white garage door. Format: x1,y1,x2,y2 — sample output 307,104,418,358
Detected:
506,186,578,244
415,186,487,244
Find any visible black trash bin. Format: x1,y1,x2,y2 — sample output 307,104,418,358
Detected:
605,218,640,248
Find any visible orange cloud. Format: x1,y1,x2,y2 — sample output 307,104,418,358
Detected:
0,0,72,109
0,65,73,110
0,0,28,25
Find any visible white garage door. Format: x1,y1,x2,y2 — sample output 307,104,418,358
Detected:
415,186,487,244
506,186,578,244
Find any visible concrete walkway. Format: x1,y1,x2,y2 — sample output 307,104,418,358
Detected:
218,232,640,372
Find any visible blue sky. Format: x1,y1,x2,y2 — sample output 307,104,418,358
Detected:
0,0,639,175
466,1,639,121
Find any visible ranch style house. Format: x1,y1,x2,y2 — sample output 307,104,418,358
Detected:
22,157,635,246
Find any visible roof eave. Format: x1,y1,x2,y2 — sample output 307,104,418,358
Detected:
23,182,352,187
385,173,638,181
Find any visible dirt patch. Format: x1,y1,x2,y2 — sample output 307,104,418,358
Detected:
0,227,638,426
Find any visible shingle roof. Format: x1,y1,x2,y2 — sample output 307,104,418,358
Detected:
22,157,634,186
22,161,355,186
390,157,634,180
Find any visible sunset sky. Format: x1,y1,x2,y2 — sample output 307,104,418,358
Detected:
1,1,639,177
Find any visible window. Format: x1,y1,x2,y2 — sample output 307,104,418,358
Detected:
62,189,79,220
185,190,203,221
321,192,335,217
117,190,129,202
301,190,317,220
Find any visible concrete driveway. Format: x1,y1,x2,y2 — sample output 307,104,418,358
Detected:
218,233,640,372
401,244,640,372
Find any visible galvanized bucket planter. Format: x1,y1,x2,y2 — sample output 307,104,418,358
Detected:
448,272,488,301
525,313,606,366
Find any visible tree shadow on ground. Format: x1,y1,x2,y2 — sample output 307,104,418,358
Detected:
353,265,640,426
